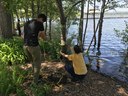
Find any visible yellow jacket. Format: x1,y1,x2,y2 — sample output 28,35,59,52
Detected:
67,53,87,75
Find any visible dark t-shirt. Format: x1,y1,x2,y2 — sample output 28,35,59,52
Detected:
24,19,44,46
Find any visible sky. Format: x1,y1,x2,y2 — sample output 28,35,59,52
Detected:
84,0,128,13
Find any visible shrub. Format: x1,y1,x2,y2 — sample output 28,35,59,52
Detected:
0,37,51,95
39,40,61,61
0,37,26,65
115,21,128,47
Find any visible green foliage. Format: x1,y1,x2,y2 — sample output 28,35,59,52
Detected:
0,37,27,95
0,37,51,95
0,37,26,65
30,83,51,96
39,40,61,61
115,21,128,57
0,61,27,95
115,21,128,47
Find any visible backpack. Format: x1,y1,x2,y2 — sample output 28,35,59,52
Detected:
24,19,38,46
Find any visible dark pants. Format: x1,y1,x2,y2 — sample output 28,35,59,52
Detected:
64,64,86,81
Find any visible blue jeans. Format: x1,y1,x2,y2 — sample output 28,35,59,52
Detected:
64,64,86,80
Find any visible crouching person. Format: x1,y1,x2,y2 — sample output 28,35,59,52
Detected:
60,45,87,82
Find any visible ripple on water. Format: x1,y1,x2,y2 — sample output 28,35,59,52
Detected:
90,55,128,83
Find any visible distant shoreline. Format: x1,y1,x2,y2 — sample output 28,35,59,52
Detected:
75,17,128,20
84,12,128,19
83,17,128,19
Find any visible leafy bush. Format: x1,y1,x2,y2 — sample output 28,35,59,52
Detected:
115,21,128,58
0,37,27,95
0,37,26,65
115,21,128,47
30,83,51,96
0,37,51,95
0,61,27,95
39,40,61,61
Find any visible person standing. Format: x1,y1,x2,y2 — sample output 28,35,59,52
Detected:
17,19,21,36
23,14,47,84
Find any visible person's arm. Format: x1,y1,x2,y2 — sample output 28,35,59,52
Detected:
39,31,46,40
60,51,68,58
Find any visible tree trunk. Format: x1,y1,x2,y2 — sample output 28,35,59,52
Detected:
12,13,15,35
97,0,106,51
44,0,48,35
31,0,35,19
56,0,67,53
49,17,52,40
0,3,12,38
24,5,29,21
37,0,41,15
83,0,90,50
79,0,85,50
87,17,100,52
93,0,96,47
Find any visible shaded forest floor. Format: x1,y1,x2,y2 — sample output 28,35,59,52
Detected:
22,61,128,96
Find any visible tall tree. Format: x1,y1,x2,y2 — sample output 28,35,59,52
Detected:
86,0,119,51
79,0,85,50
55,0,67,53
24,1,30,21
37,0,41,15
93,0,96,47
31,0,35,19
0,2,12,38
55,0,81,52
83,0,90,50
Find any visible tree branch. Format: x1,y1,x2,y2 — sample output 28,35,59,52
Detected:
66,0,82,19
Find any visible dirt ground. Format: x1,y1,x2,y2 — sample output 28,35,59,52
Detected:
24,61,128,96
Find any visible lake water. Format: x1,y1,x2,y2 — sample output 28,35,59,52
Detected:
68,18,128,83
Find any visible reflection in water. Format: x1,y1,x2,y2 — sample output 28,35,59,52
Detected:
91,48,101,71
87,43,128,83
96,50,101,71
89,50,128,83
96,57,100,71
96,50,101,56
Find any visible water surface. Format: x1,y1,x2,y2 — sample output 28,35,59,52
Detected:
68,18,128,83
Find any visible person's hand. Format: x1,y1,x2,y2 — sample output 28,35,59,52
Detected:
39,31,46,40
59,51,68,58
